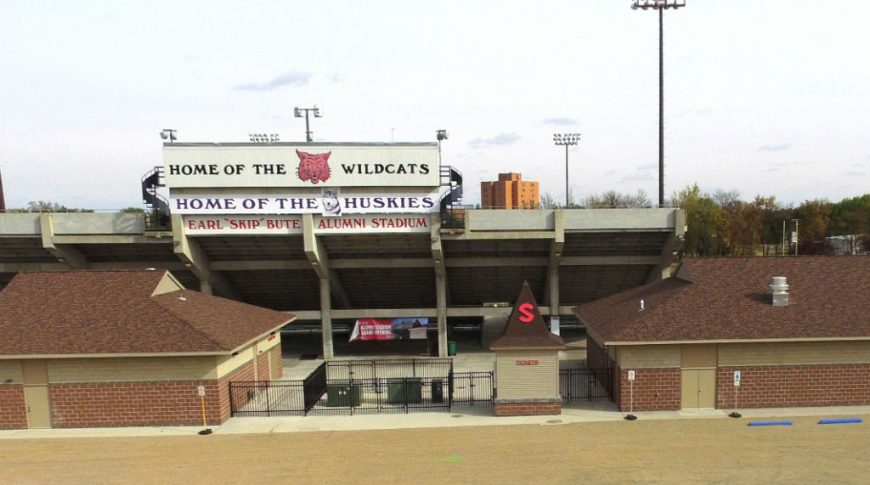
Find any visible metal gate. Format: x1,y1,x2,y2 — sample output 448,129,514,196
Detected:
450,371,494,406
560,368,611,403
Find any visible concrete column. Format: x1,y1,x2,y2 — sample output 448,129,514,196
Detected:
199,280,213,295
549,266,560,336
320,278,334,359
436,274,448,357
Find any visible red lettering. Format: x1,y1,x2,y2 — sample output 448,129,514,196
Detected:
518,303,535,323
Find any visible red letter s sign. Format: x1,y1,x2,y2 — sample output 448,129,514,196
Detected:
518,303,535,323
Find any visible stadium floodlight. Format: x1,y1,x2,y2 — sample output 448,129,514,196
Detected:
632,0,686,207
159,129,177,143
294,106,322,142
249,133,280,143
553,133,581,207
436,129,448,141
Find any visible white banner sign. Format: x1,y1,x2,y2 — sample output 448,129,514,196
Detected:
163,144,439,188
183,214,431,235
170,190,441,215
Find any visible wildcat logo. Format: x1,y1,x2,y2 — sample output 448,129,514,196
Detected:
296,150,332,184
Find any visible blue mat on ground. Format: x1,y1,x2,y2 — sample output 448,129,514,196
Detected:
818,418,863,425
748,420,793,427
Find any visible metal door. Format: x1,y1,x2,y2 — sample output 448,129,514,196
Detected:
22,360,51,428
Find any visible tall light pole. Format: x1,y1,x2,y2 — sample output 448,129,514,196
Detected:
553,133,581,207
632,0,685,207
159,129,177,143
294,105,322,142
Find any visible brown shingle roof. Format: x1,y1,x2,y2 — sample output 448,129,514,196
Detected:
0,271,293,356
574,256,870,344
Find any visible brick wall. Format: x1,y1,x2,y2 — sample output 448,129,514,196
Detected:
494,398,561,416
256,352,270,380
617,367,681,412
48,358,256,428
0,385,27,429
717,364,870,409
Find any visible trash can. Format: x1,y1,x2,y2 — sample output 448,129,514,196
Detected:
326,383,361,407
387,378,423,404
447,341,457,356
431,379,444,403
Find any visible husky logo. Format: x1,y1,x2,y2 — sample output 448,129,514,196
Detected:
296,150,331,184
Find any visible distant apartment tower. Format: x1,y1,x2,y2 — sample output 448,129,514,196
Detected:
480,173,539,209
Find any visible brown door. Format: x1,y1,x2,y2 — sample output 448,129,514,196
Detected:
681,369,716,409
22,360,52,428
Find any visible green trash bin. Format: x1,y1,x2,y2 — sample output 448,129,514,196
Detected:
387,378,423,404
447,340,457,356
326,383,361,407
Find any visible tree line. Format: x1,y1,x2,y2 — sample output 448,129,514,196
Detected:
541,186,869,256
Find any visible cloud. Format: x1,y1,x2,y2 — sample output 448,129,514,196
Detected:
758,143,792,152
542,117,577,126
331,73,346,83
469,133,520,148
620,163,656,182
234,70,313,91
845,170,866,177
763,167,782,173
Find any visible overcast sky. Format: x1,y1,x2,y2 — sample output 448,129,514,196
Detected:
1,0,869,209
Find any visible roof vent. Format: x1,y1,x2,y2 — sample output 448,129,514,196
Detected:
770,276,789,307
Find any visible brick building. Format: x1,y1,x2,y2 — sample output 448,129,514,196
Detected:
575,256,870,412
480,173,539,209
0,270,293,429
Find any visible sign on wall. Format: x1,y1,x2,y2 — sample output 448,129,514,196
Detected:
183,214,431,235
170,190,441,216
349,318,430,342
163,144,440,188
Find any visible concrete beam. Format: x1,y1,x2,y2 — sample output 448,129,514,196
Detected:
51,235,170,245
289,305,580,321
303,214,330,279
560,255,661,266
210,260,312,271
171,214,237,298
543,211,564,316
431,213,445,278
647,209,685,283
39,214,87,269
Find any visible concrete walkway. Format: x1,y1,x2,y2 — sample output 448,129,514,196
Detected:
2,404,867,440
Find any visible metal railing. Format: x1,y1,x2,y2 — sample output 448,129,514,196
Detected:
559,368,612,403
228,361,495,417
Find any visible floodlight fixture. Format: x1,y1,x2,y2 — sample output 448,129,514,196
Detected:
294,106,322,142
436,129,448,141
159,129,177,143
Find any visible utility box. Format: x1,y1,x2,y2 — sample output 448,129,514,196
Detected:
386,378,423,404
327,383,361,407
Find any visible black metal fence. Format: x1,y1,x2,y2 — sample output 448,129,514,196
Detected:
450,371,494,406
229,358,493,417
559,368,611,403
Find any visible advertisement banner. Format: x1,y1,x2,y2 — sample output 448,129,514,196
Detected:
349,318,430,342
170,190,441,215
183,214,430,235
163,144,440,188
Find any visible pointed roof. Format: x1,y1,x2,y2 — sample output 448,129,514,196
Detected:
490,281,566,350
0,270,294,357
575,256,870,345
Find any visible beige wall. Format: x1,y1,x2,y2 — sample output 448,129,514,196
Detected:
0,360,24,384
215,334,280,379
47,356,217,383
719,341,870,367
616,345,681,369
495,350,559,400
